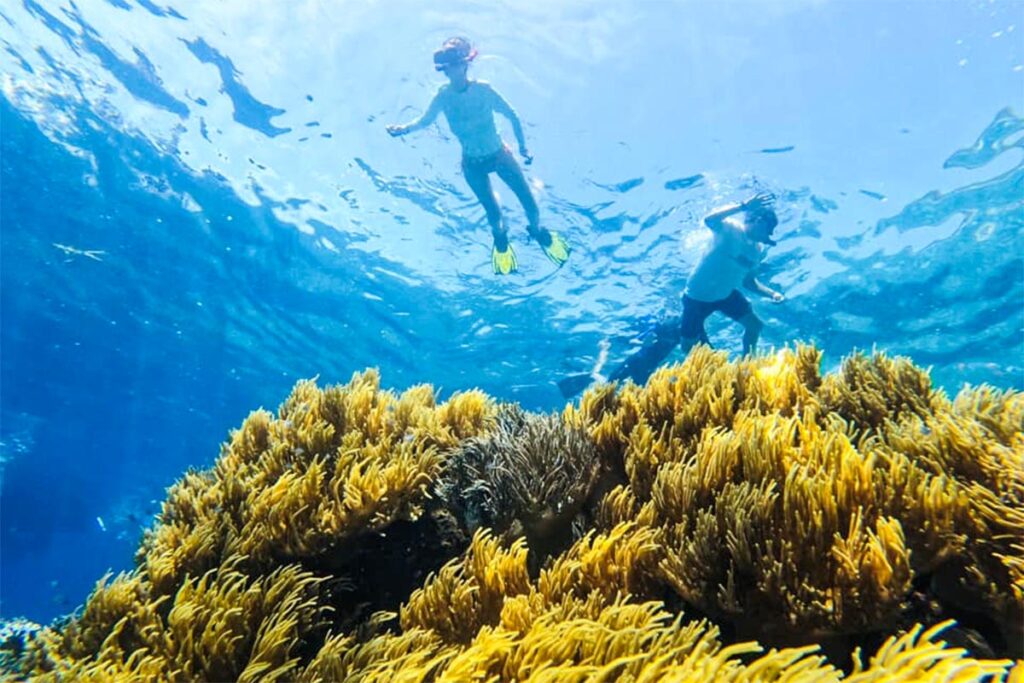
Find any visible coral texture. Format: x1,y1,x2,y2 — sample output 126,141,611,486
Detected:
3,350,1021,682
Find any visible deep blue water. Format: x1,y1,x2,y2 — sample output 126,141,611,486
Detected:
1,0,1022,624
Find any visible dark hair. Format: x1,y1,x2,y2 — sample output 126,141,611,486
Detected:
433,37,477,70
749,207,778,232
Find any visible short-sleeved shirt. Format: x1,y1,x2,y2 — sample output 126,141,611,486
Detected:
434,82,507,159
684,221,764,302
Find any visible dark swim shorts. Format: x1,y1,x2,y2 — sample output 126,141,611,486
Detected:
680,290,752,339
461,143,514,175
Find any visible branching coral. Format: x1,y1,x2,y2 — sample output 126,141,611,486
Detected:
400,530,532,644
868,384,1024,646
491,413,601,553
437,406,604,563
651,411,917,636
4,349,1020,682
15,558,326,682
399,529,834,682
434,404,529,540
534,522,663,609
297,625,456,683
6,370,497,680
817,350,944,434
139,370,496,592
845,620,1013,682
567,344,1022,651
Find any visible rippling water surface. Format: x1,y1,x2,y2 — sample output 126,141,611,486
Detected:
1,0,1021,622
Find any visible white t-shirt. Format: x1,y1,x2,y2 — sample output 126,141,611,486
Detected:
433,81,509,158
684,221,764,302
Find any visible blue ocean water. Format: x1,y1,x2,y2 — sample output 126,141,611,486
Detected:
0,0,1021,624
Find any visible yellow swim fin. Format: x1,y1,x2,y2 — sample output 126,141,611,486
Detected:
540,230,570,267
491,243,518,275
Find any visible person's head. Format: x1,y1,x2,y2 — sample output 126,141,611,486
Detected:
433,37,476,84
745,206,779,245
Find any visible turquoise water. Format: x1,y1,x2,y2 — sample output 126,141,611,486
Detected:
1,0,1021,624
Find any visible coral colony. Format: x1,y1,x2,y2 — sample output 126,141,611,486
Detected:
2,346,1021,681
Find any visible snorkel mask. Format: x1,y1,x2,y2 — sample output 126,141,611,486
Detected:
751,209,779,246
433,37,478,71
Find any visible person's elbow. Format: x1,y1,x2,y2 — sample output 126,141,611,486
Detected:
502,109,522,129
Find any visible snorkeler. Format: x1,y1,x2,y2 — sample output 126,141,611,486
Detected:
387,37,570,275
559,192,785,397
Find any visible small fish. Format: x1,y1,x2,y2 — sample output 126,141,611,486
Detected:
96,516,106,532
590,177,644,193
758,145,795,154
859,189,887,201
810,195,838,214
53,243,105,261
664,174,705,191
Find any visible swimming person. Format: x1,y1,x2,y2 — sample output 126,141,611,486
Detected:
558,192,785,397
386,37,570,275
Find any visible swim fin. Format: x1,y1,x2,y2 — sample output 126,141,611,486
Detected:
539,230,570,267
491,243,518,275
558,373,593,398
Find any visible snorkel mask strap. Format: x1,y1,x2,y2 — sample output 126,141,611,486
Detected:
434,39,477,71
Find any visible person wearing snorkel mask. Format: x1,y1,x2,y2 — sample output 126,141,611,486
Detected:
558,193,785,397
387,37,569,275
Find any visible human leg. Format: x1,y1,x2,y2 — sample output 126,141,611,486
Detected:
678,333,704,358
493,147,572,266
608,316,682,384
738,313,764,355
677,295,714,356
464,155,517,273
717,290,760,355
494,147,540,231
462,157,506,245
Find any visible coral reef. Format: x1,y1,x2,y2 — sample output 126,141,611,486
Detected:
2,349,1020,682
0,619,42,674
436,404,608,566
566,346,1022,650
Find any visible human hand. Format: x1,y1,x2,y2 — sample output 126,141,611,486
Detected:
386,124,406,137
770,291,785,303
744,192,776,212
520,147,533,165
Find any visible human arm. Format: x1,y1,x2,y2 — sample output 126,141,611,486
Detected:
488,85,531,163
743,273,785,302
386,89,444,137
704,192,775,232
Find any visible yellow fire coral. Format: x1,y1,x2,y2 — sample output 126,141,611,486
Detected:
2,348,1019,682
139,370,496,593
401,531,532,644
16,558,326,682
563,345,1021,652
